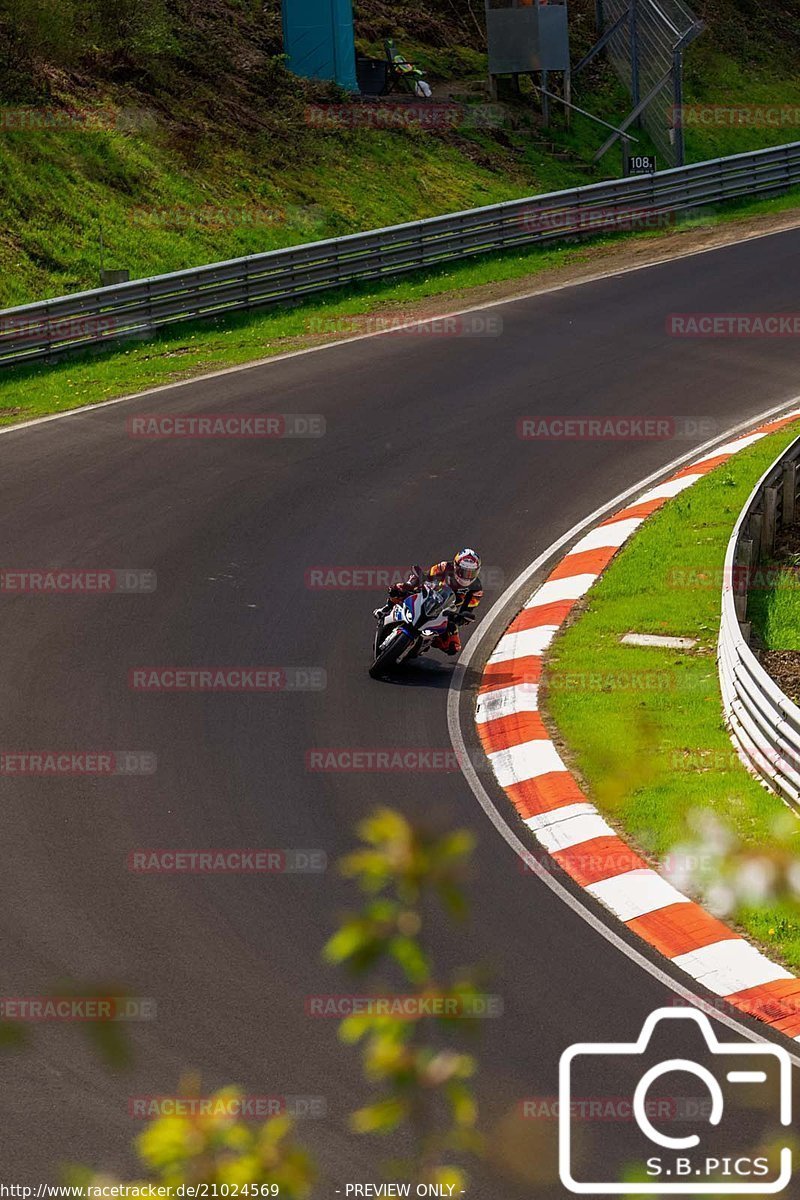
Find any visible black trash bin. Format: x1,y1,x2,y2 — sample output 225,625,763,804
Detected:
356,57,389,95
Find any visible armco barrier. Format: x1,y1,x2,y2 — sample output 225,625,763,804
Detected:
719,432,800,807
1,140,800,367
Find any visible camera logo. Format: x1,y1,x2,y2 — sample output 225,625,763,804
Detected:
559,1008,792,1194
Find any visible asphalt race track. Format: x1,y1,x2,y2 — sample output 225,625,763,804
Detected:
2,227,800,1193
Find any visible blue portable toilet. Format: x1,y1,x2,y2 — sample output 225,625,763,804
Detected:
282,0,359,92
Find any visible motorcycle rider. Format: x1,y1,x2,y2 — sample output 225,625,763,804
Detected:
375,549,483,656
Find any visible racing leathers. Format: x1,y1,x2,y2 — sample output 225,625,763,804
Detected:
386,561,483,655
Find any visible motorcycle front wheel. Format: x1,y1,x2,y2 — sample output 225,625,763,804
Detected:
369,627,414,679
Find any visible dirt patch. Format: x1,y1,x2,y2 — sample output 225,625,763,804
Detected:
772,521,800,561
761,650,800,705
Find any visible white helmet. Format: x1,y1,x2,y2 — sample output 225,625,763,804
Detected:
454,548,481,587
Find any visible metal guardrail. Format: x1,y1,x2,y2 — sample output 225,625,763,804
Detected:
719,432,800,807
2,139,800,368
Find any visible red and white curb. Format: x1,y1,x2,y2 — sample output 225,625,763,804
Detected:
476,411,800,1039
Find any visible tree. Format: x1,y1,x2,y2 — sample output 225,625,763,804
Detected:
324,807,483,1188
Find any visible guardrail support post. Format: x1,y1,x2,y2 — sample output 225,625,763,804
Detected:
763,485,779,554
749,512,763,564
734,537,752,622
782,462,797,526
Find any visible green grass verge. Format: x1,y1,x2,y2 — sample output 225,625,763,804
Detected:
682,49,800,162
545,421,800,970
1,188,798,429
2,115,592,309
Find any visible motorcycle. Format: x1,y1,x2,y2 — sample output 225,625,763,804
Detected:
369,569,469,679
